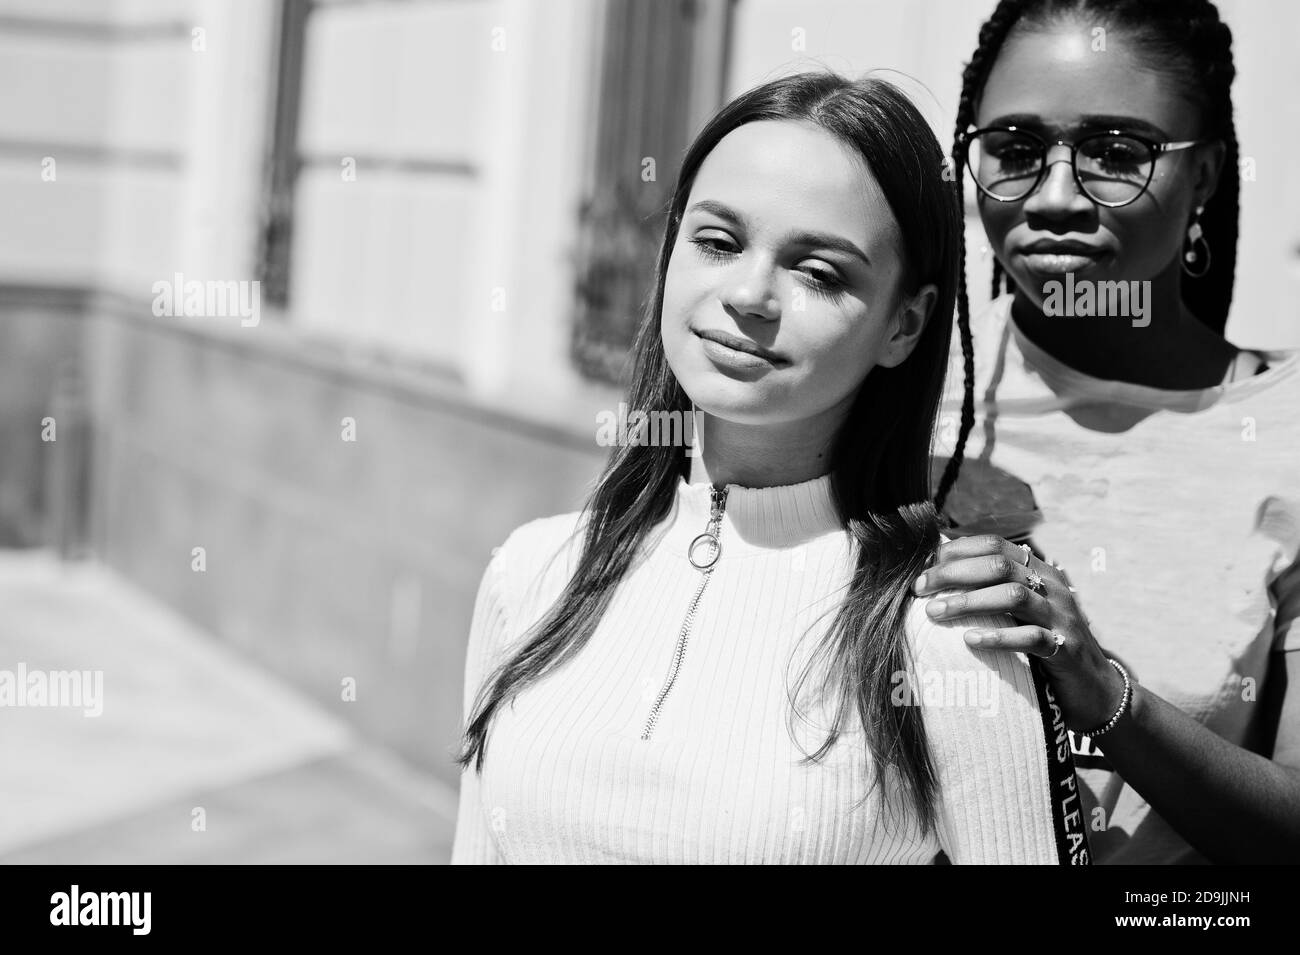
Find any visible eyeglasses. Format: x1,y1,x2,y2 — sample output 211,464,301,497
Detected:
958,125,1209,208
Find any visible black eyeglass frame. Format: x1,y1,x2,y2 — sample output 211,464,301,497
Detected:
957,125,1210,208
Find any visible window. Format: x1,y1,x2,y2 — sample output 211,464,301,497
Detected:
571,0,732,384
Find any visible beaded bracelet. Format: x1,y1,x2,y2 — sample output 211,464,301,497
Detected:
1084,658,1132,739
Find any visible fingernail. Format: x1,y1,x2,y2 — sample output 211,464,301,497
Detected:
966,629,988,644
914,574,927,593
926,599,946,617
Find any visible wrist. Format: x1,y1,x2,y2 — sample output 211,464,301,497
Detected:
1079,658,1133,739
1063,657,1115,731
1120,681,1146,730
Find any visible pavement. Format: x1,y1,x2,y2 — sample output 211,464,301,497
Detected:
0,549,457,864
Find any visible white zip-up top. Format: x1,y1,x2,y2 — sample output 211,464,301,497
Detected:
451,473,1074,864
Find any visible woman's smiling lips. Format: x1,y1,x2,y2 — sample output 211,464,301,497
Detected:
694,328,788,371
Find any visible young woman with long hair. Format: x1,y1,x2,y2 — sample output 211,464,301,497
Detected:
451,71,1087,864
920,0,1300,863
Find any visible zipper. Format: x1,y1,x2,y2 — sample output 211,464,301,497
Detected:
640,484,728,741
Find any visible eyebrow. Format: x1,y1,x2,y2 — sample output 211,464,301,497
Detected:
983,113,1172,139
684,199,872,266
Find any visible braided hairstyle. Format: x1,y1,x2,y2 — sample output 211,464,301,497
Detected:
935,0,1240,513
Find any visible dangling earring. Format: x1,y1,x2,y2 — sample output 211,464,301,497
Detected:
1182,204,1211,278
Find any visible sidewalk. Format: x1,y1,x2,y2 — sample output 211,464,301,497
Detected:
0,550,457,864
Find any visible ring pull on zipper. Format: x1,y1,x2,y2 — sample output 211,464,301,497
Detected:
640,485,728,741
688,486,726,569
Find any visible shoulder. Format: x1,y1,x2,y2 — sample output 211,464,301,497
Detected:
484,509,588,621
1232,350,1300,401
493,510,586,564
900,596,1050,779
903,591,1068,863
1216,350,1300,454
903,592,1033,693
1250,347,1300,371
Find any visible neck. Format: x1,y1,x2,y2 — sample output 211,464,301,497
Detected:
686,403,843,489
1008,258,1237,389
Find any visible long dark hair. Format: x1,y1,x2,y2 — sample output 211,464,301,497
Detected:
456,72,962,834
940,0,1241,499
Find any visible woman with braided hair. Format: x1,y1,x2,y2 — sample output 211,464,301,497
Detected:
918,0,1300,863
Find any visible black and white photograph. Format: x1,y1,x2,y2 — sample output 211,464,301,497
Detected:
1,0,1296,912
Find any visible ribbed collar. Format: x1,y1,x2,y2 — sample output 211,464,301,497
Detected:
657,472,845,557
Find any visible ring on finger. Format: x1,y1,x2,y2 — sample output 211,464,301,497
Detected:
1016,543,1046,593
1044,631,1065,659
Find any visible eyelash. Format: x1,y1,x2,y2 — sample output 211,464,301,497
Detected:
687,237,846,298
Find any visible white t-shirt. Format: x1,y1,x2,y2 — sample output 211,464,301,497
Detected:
935,293,1300,864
